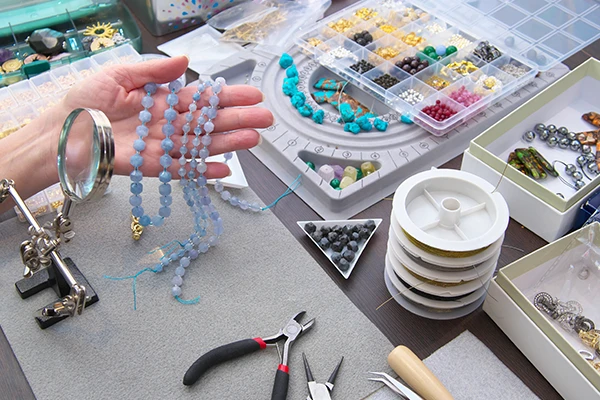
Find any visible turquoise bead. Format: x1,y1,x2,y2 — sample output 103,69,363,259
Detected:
139,215,151,226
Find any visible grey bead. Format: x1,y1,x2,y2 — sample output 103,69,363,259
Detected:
588,163,599,174
582,144,592,154
575,180,585,190
534,123,546,133
547,124,557,134
539,129,550,141
572,171,583,181
558,127,569,136
566,131,577,141
565,164,577,176
586,152,596,162
547,136,558,147
522,131,536,142
504,36,515,47
559,138,570,149
570,140,581,151
577,155,587,166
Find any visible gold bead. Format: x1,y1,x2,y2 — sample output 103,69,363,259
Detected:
307,37,323,47
131,215,144,240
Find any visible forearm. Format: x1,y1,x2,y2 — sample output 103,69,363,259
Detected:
0,104,69,215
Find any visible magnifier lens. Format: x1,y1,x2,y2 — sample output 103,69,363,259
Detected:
57,109,114,203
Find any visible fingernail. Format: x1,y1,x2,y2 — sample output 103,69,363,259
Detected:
227,169,233,177
182,54,190,62
258,135,263,145
261,92,266,102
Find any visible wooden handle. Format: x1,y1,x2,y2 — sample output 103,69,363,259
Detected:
388,345,454,400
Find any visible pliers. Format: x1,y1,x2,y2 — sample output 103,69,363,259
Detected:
303,353,343,400
183,311,315,400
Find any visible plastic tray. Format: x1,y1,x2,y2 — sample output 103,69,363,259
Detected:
296,0,599,135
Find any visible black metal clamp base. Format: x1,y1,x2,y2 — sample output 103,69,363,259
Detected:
15,257,99,329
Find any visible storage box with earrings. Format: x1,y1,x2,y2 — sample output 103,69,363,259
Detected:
483,221,600,399
462,58,600,241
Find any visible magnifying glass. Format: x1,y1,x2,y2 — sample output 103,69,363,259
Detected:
57,108,114,205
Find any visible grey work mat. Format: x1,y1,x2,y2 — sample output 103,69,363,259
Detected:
367,331,539,400
0,176,393,400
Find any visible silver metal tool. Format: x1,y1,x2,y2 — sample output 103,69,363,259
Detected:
368,371,424,400
303,353,343,400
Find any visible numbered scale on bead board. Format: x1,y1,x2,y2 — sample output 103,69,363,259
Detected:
200,44,566,220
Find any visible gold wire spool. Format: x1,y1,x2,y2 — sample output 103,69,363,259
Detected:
131,215,143,240
403,265,474,287
401,228,489,258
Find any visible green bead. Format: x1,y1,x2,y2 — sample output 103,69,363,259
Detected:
330,178,340,188
424,46,435,55
307,161,315,170
356,167,363,180
335,187,342,190
446,45,457,56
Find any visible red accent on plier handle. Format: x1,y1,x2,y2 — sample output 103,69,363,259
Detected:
253,337,267,349
277,364,289,374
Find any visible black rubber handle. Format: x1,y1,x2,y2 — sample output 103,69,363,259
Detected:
183,338,263,386
271,368,289,400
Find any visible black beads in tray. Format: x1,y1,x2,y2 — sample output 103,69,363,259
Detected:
295,0,539,136
298,219,382,279
0,0,141,86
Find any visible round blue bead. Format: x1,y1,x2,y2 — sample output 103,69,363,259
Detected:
130,154,143,168
144,83,158,94
229,196,239,206
436,44,447,56
139,110,152,124
168,80,183,93
129,194,142,207
190,148,198,157
130,182,143,195
213,84,222,94
187,199,195,207
179,146,188,155
197,176,207,186
199,186,209,196
190,159,198,169
136,125,149,137
175,266,186,276
200,196,211,206
192,92,201,101
166,93,179,106
160,195,173,206
132,206,144,218
130,170,143,182
159,171,172,183
152,216,164,227
210,211,219,220
202,135,212,146
184,242,193,251
159,183,171,196
207,107,218,119
204,121,215,134
162,123,175,136
209,95,220,107
183,124,191,134
161,138,174,151
133,138,146,152
160,154,172,168
178,167,186,177
194,126,201,135
189,249,199,259
154,263,163,273
172,275,183,286
185,113,194,122
159,206,171,217
180,257,190,267
224,152,233,160
164,108,177,122
199,243,209,253
141,95,154,109
187,170,195,179
139,215,151,226
172,286,182,297
215,225,224,235
199,148,209,159
192,137,201,147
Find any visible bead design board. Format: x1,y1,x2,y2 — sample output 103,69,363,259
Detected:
201,46,568,220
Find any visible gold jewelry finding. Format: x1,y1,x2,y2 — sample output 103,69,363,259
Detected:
2,59,23,73
131,215,143,240
84,22,116,38
580,329,600,350
90,37,115,52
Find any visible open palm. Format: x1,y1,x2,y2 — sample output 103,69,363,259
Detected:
62,55,273,178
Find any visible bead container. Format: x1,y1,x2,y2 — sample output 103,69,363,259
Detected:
71,58,101,79
8,80,41,104
51,65,81,90
0,87,17,112
0,112,19,139
91,49,121,69
296,0,582,135
363,63,410,99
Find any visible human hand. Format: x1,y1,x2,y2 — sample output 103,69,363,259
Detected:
59,55,273,178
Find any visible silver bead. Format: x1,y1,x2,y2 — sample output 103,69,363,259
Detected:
565,164,577,176
572,171,583,181
577,155,587,166
570,140,581,151
559,138,570,149
547,136,558,147
534,123,546,133
585,152,596,162
582,144,592,154
539,129,550,141
566,131,577,141
547,124,557,134
522,131,535,142
557,126,569,136
575,180,585,190
588,163,599,174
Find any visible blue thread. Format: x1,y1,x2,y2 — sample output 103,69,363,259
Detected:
104,267,160,310
175,295,201,305
261,174,302,211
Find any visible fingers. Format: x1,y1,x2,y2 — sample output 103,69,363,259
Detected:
107,55,190,92
173,84,265,113
168,129,261,159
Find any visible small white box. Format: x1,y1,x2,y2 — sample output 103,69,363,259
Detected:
484,222,600,399
461,58,600,242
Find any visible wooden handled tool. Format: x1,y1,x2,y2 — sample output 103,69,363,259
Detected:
388,345,454,400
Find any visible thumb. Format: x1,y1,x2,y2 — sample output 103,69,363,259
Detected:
107,55,189,92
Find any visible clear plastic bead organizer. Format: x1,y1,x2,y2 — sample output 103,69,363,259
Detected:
295,0,600,136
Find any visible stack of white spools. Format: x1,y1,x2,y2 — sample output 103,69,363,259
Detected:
385,169,509,320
